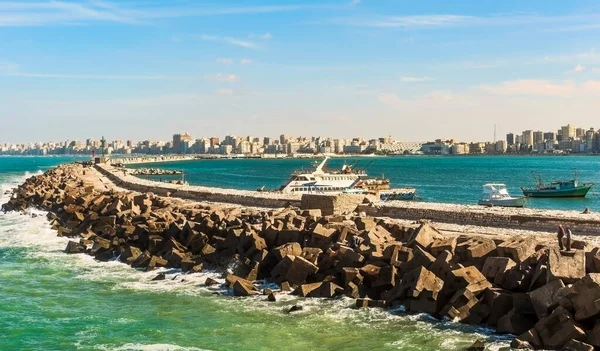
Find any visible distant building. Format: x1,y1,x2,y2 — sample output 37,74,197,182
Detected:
495,140,507,153
521,130,533,147
561,124,575,140
506,133,514,145
343,144,366,154
543,132,555,141
172,133,193,154
533,131,544,145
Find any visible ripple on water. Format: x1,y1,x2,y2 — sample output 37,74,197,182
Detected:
0,171,512,351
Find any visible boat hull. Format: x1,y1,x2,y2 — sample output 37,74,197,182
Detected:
521,184,593,198
478,197,526,208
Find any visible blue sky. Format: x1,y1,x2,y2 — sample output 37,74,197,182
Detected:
2,0,600,143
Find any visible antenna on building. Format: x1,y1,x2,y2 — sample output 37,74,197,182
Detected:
493,124,497,143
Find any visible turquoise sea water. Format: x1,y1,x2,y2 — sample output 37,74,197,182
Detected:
11,157,600,351
130,156,600,211
0,156,514,350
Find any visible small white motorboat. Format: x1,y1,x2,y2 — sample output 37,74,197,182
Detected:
478,183,526,208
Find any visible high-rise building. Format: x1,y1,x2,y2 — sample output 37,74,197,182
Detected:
506,133,514,145
172,133,193,154
576,128,586,139
533,131,544,145
543,132,555,141
521,130,533,146
561,124,575,139
209,137,220,147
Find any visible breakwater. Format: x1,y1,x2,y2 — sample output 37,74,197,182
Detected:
100,163,600,235
110,155,194,165
96,164,302,209
126,168,183,176
4,163,600,350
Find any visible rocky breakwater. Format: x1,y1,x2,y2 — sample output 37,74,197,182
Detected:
4,164,600,350
127,168,183,176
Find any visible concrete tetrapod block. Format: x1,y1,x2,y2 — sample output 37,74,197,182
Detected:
568,273,600,321
497,236,537,263
481,256,516,285
547,248,586,284
534,306,586,350
529,278,565,319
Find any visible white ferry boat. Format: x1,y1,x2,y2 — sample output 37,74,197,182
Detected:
280,157,364,194
278,157,417,200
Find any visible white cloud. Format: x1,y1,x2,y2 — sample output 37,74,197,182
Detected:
337,13,600,31
340,14,474,28
1,69,188,80
214,88,234,95
260,32,272,39
204,73,240,82
574,64,586,72
481,79,600,97
400,76,434,82
199,34,258,49
224,37,257,48
0,2,327,27
216,58,233,64
240,59,252,64
350,0,360,5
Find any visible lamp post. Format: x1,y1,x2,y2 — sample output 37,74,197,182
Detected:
100,136,106,158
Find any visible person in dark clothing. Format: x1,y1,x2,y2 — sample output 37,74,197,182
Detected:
557,225,565,250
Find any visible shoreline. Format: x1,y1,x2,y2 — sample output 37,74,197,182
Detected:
3,162,600,350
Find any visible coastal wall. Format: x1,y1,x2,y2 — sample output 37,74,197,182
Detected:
95,164,302,208
358,201,600,235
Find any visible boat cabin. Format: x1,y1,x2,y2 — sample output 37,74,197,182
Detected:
481,184,512,200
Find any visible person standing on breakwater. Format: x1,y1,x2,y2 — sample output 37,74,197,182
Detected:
565,228,572,251
557,225,565,250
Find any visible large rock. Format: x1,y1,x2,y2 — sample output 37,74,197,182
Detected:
272,243,302,261
497,237,537,263
534,306,586,349
547,249,586,284
400,246,435,275
430,236,457,256
483,288,513,326
309,223,337,249
271,255,319,285
406,223,443,250
232,279,259,296
399,266,444,300
513,329,542,349
65,240,86,254
563,340,594,351
529,279,565,319
294,282,323,297
445,266,491,296
568,273,600,321
442,288,484,322
497,309,537,335
355,225,395,258
456,237,496,266
585,321,600,347
481,256,516,285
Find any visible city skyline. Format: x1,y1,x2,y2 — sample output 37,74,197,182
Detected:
3,1,600,142
3,122,600,156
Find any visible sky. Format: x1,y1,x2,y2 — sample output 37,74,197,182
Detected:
2,0,600,143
